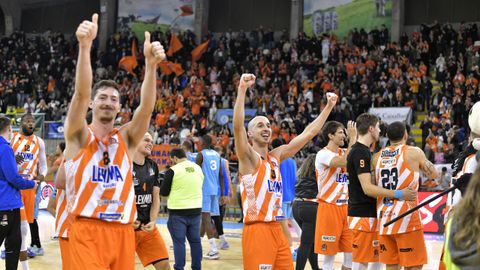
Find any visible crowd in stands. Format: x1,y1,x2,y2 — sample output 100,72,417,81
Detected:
1,21,479,171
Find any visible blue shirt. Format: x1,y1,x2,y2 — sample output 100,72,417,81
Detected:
0,136,36,211
217,158,229,196
187,152,198,162
280,158,297,202
200,149,221,196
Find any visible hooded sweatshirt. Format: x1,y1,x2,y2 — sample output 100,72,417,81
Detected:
444,218,480,269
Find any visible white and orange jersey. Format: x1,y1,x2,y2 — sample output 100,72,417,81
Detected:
54,189,71,238
375,145,422,235
315,148,348,205
240,152,283,224
444,153,478,224
65,128,136,224
11,132,47,180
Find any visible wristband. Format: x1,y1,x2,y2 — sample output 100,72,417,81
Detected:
394,190,403,200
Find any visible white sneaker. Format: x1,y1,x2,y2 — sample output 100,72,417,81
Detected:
219,241,230,250
203,250,220,260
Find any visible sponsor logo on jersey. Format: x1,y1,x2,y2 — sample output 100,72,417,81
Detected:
91,165,124,186
335,173,349,183
381,149,400,158
267,180,282,193
322,235,336,242
136,194,152,205
381,158,397,166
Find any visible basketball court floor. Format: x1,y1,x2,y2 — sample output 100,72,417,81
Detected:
0,211,444,269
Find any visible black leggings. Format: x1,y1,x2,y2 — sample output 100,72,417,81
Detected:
292,201,320,270
29,219,41,248
211,204,226,236
0,208,22,270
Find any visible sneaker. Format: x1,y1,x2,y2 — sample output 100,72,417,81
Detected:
203,250,220,260
219,241,230,250
26,248,36,258
31,246,44,256
1,250,5,259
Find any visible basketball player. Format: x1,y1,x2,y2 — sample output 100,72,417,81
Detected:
346,113,416,270
314,121,357,270
373,121,438,269
133,132,169,270
233,73,337,269
196,135,224,260
11,113,48,269
63,13,165,269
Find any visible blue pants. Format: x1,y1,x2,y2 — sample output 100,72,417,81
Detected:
167,214,202,270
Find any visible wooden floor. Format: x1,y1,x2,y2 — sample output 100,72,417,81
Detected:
1,212,444,270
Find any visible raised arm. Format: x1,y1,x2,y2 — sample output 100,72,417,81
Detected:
329,121,357,168
233,74,257,172
64,14,98,152
124,32,165,148
272,93,337,162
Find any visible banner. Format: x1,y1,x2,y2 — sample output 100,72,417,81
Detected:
38,181,55,210
368,107,412,124
47,122,64,139
150,144,180,170
303,0,392,39
418,191,447,234
216,109,257,130
118,0,196,41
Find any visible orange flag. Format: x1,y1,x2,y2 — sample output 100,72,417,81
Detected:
159,61,184,76
118,39,138,75
191,40,209,62
166,33,183,57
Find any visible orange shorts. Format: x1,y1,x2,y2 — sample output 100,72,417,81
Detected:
135,227,169,267
69,218,135,270
314,202,352,255
352,230,379,263
21,188,36,223
242,222,293,270
59,237,72,270
379,230,427,267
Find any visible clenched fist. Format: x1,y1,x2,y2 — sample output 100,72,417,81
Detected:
326,92,338,107
239,73,256,91
76,13,98,47
143,31,166,66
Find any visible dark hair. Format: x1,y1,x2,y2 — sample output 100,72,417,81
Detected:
182,140,193,151
202,135,212,148
91,80,120,100
170,148,186,159
59,142,66,152
386,121,406,142
271,138,285,149
21,113,34,122
0,115,11,133
356,113,379,135
321,121,344,142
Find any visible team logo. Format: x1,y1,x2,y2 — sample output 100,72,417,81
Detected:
380,244,387,252
149,167,155,176
40,184,54,200
1,215,7,226
335,173,348,183
321,244,327,251
108,137,118,144
259,264,272,270
372,240,379,247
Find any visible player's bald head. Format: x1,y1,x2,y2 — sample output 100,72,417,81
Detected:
247,116,270,132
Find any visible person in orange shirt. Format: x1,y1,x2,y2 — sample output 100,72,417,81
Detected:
233,73,337,270
63,14,165,270
314,121,357,270
373,122,438,269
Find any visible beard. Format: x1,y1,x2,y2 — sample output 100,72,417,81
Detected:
22,126,34,136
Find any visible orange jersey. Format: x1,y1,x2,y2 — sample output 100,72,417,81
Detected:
375,145,422,235
11,132,46,180
315,148,348,205
65,128,136,224
54,189,71,238
240,153,283,224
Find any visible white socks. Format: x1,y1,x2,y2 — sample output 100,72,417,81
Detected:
368,262,383,270
343,252,353,268
352,262,368,270
21,260,30,270
208,238,218,252
323,255,335,270
219,234,226,243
